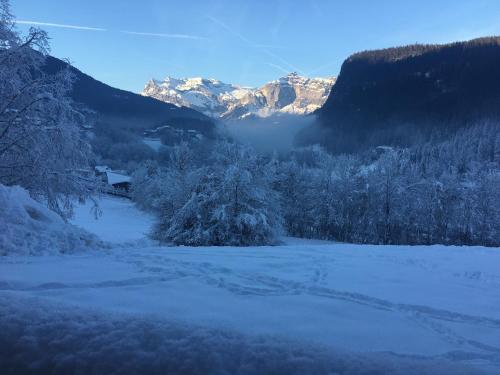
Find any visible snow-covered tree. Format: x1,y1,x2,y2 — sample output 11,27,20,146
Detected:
153,142,283,246
134,120,498,246
275,123,499,246
275,158,316,238
0,0,98,218
130,160,162,212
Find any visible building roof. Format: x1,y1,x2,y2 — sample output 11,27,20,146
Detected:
106,172,131,185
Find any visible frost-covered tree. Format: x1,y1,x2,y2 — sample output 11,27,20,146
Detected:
0,0,97,218
275,158,316,238
130,160,162,212
153,142,283,246
149,143,202,236
274,122,499,246
134,121,498,246
367,150,407,244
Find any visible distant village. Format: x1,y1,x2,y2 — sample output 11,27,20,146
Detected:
143,125,203,146
93,125,204,199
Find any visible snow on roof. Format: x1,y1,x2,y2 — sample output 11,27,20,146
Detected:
106,171,131,185
95,165,110,173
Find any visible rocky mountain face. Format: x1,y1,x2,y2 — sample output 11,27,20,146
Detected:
141,73,335,120
297,37,500,153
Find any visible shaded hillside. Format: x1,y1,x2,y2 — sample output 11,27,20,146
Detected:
44,56,215,138
298,37,500,153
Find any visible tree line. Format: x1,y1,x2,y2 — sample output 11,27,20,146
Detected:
132,122,499,247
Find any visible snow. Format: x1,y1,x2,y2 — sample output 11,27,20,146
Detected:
71,195,154,244
142,137,163,152
2,195,500,373
95,165,131,184
0,184,103,255
106,171,131,185
0,295,469,375
95,165,109,173
142,73,335,119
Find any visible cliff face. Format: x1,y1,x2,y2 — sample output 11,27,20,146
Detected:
142,73,335,120
299,37,500,153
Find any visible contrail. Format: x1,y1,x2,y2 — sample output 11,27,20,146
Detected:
261,49,304,75
15,20,207,41
265,62,291,75
205,15,253,45
254,44,291,50
205,14,304,75
306,61,339,76
121,30,208,40
16,20,106,32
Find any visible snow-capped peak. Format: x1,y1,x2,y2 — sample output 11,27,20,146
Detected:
141,73,336,120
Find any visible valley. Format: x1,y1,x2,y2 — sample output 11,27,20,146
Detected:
1,2,500,373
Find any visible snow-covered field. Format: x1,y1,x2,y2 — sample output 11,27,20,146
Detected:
71,195,155,243
1,196,500,374
142,137,163,152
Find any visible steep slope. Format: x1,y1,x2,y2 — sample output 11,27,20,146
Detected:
298,37,500,153
142,73,335,120
44,57,216,137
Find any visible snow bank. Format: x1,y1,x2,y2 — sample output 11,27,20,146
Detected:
0,184,103,255
0,295,472,375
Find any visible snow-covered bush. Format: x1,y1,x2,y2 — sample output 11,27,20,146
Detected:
151,142,283,246
0,184,103,255
131,143,200,215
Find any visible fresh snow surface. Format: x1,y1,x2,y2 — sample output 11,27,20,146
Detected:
1,196,500,373
71,195,154,244
142,137,163,152
0,184,102,255
106,171,131,185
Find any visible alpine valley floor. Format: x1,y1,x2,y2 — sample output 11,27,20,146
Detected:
1,196,499,374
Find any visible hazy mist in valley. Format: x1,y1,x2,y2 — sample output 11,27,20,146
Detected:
220,114,316,153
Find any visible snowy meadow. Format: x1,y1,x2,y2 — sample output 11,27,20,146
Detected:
1,195,499,373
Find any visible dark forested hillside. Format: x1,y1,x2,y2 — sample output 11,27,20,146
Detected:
298,37,500,153
44,56,216,137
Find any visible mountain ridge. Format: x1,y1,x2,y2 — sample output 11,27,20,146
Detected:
43,56,216,137
298,36,500,153
142,72,335,120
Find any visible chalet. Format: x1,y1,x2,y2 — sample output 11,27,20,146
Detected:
94,166,132,198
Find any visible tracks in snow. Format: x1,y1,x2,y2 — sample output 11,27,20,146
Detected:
119,251,500,363
2,248,499,367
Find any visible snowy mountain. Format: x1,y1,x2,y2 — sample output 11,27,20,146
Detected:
141,73,336,120
44,57,216,138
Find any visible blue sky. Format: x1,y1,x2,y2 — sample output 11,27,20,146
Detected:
11,0,500,92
